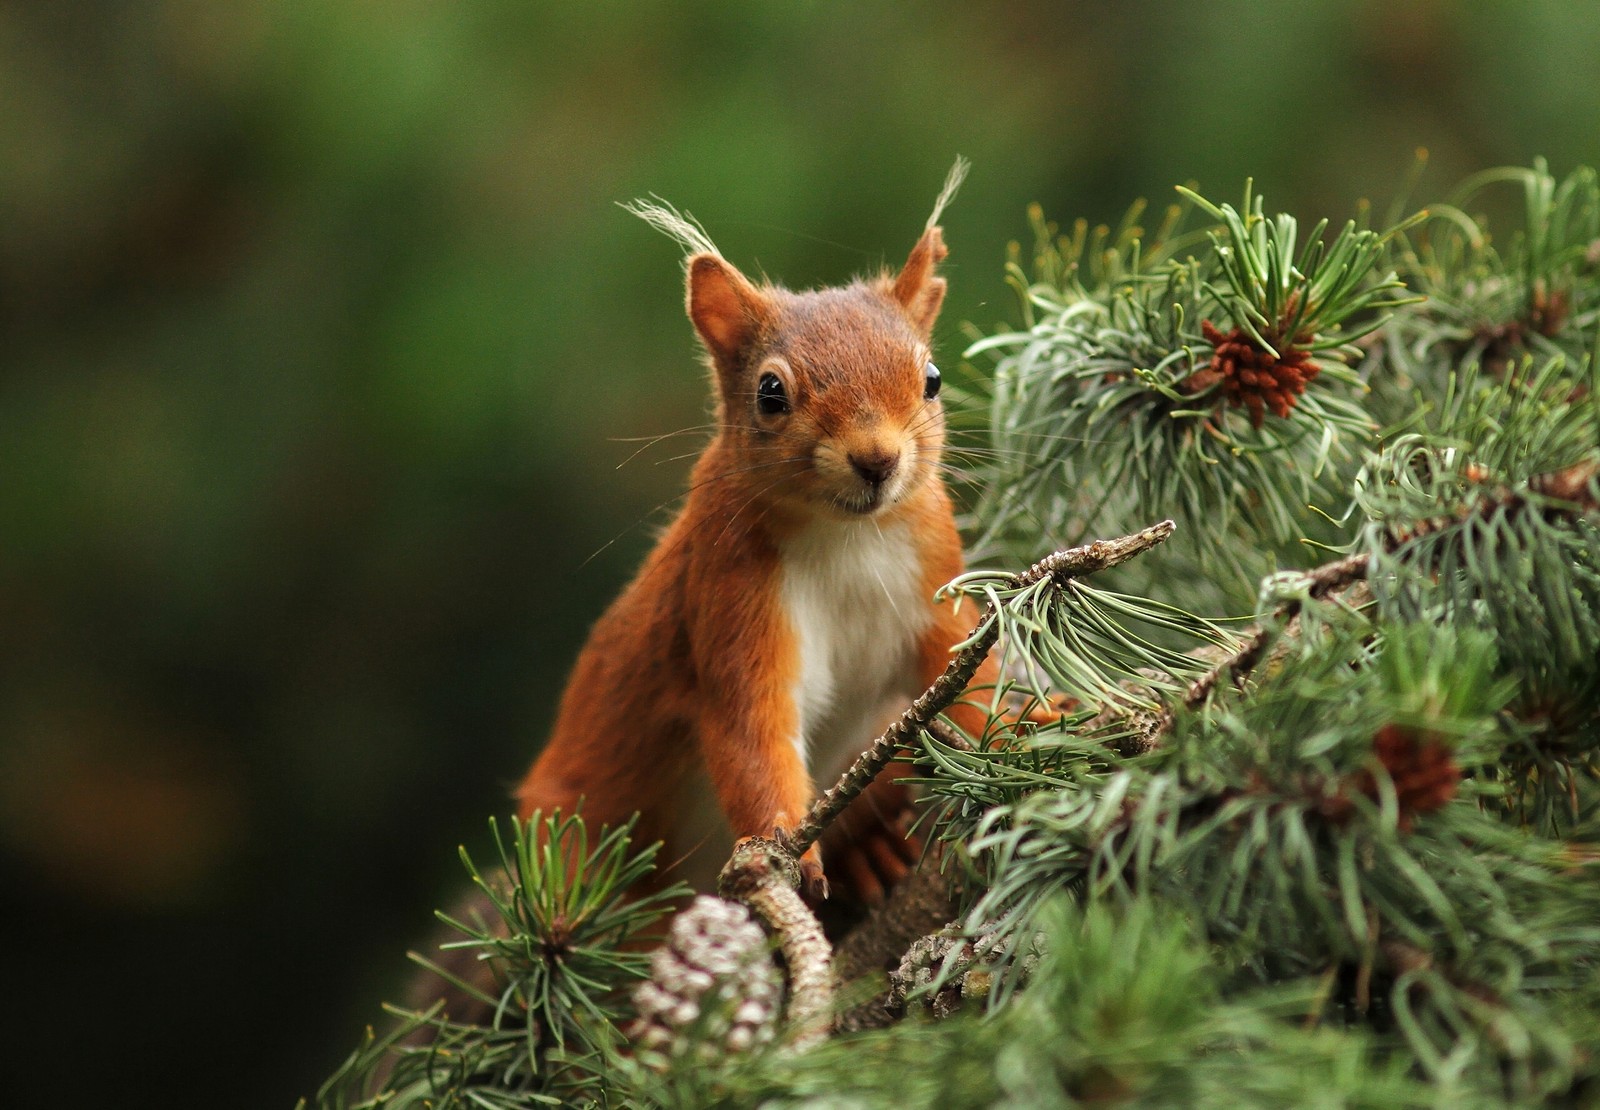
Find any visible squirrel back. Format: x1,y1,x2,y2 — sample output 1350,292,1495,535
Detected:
518,166,996,899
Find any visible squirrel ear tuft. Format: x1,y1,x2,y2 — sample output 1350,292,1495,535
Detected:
891,227,949,335
687,254,769,365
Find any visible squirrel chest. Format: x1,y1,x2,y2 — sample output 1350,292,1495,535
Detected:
777,517,933,780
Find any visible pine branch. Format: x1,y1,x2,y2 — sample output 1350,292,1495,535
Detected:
704,524,1178,1049
966,183,1420,597
1174,551,1371,716
1166,453,1600,734
778,519,1176,860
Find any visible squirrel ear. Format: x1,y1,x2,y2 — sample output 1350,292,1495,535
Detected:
687,254,769,365
891,227,949,334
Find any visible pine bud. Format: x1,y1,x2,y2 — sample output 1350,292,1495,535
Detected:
1186,320,1321,427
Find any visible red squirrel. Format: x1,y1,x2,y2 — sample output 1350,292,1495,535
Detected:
516,166,998,902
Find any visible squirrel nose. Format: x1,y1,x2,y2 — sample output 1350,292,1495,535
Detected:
849,449,901,488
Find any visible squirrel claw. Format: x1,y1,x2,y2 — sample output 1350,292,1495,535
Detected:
798,850,829,903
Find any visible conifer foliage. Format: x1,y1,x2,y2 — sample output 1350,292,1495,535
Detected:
309,161,1600,1108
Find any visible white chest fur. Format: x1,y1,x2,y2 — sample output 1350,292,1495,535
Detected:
779,518,932,781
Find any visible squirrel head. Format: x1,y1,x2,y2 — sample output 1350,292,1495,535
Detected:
683,227,952,520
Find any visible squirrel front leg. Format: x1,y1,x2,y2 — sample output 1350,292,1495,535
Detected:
685,536,830,899
697,690,827,901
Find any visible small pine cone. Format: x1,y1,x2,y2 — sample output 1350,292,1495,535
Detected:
888,932,969,1018
1370,724,1459,829
630,895,781,1065
1186,320,1321,427
888,925,1047,1019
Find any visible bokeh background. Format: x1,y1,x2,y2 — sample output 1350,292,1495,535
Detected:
2,1,1596,1105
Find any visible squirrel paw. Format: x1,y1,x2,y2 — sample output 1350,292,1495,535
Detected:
821,777,921,905
798,844,829,903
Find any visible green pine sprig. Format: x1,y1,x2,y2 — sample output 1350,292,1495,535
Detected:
312,811,688,1108
965,183,1421,599
1178,180,1423,354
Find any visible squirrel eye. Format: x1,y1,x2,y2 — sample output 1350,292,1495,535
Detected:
923,361,942,401
756,372,790,416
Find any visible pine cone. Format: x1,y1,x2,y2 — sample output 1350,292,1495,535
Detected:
1186,320,1321,428
630,895,782,1064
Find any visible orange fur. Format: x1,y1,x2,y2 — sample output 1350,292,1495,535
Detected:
517,221,998,901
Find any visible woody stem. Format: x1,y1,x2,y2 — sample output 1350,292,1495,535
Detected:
717,836,833,1048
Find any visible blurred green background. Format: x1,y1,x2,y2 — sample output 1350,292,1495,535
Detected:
2,1,1595,1104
